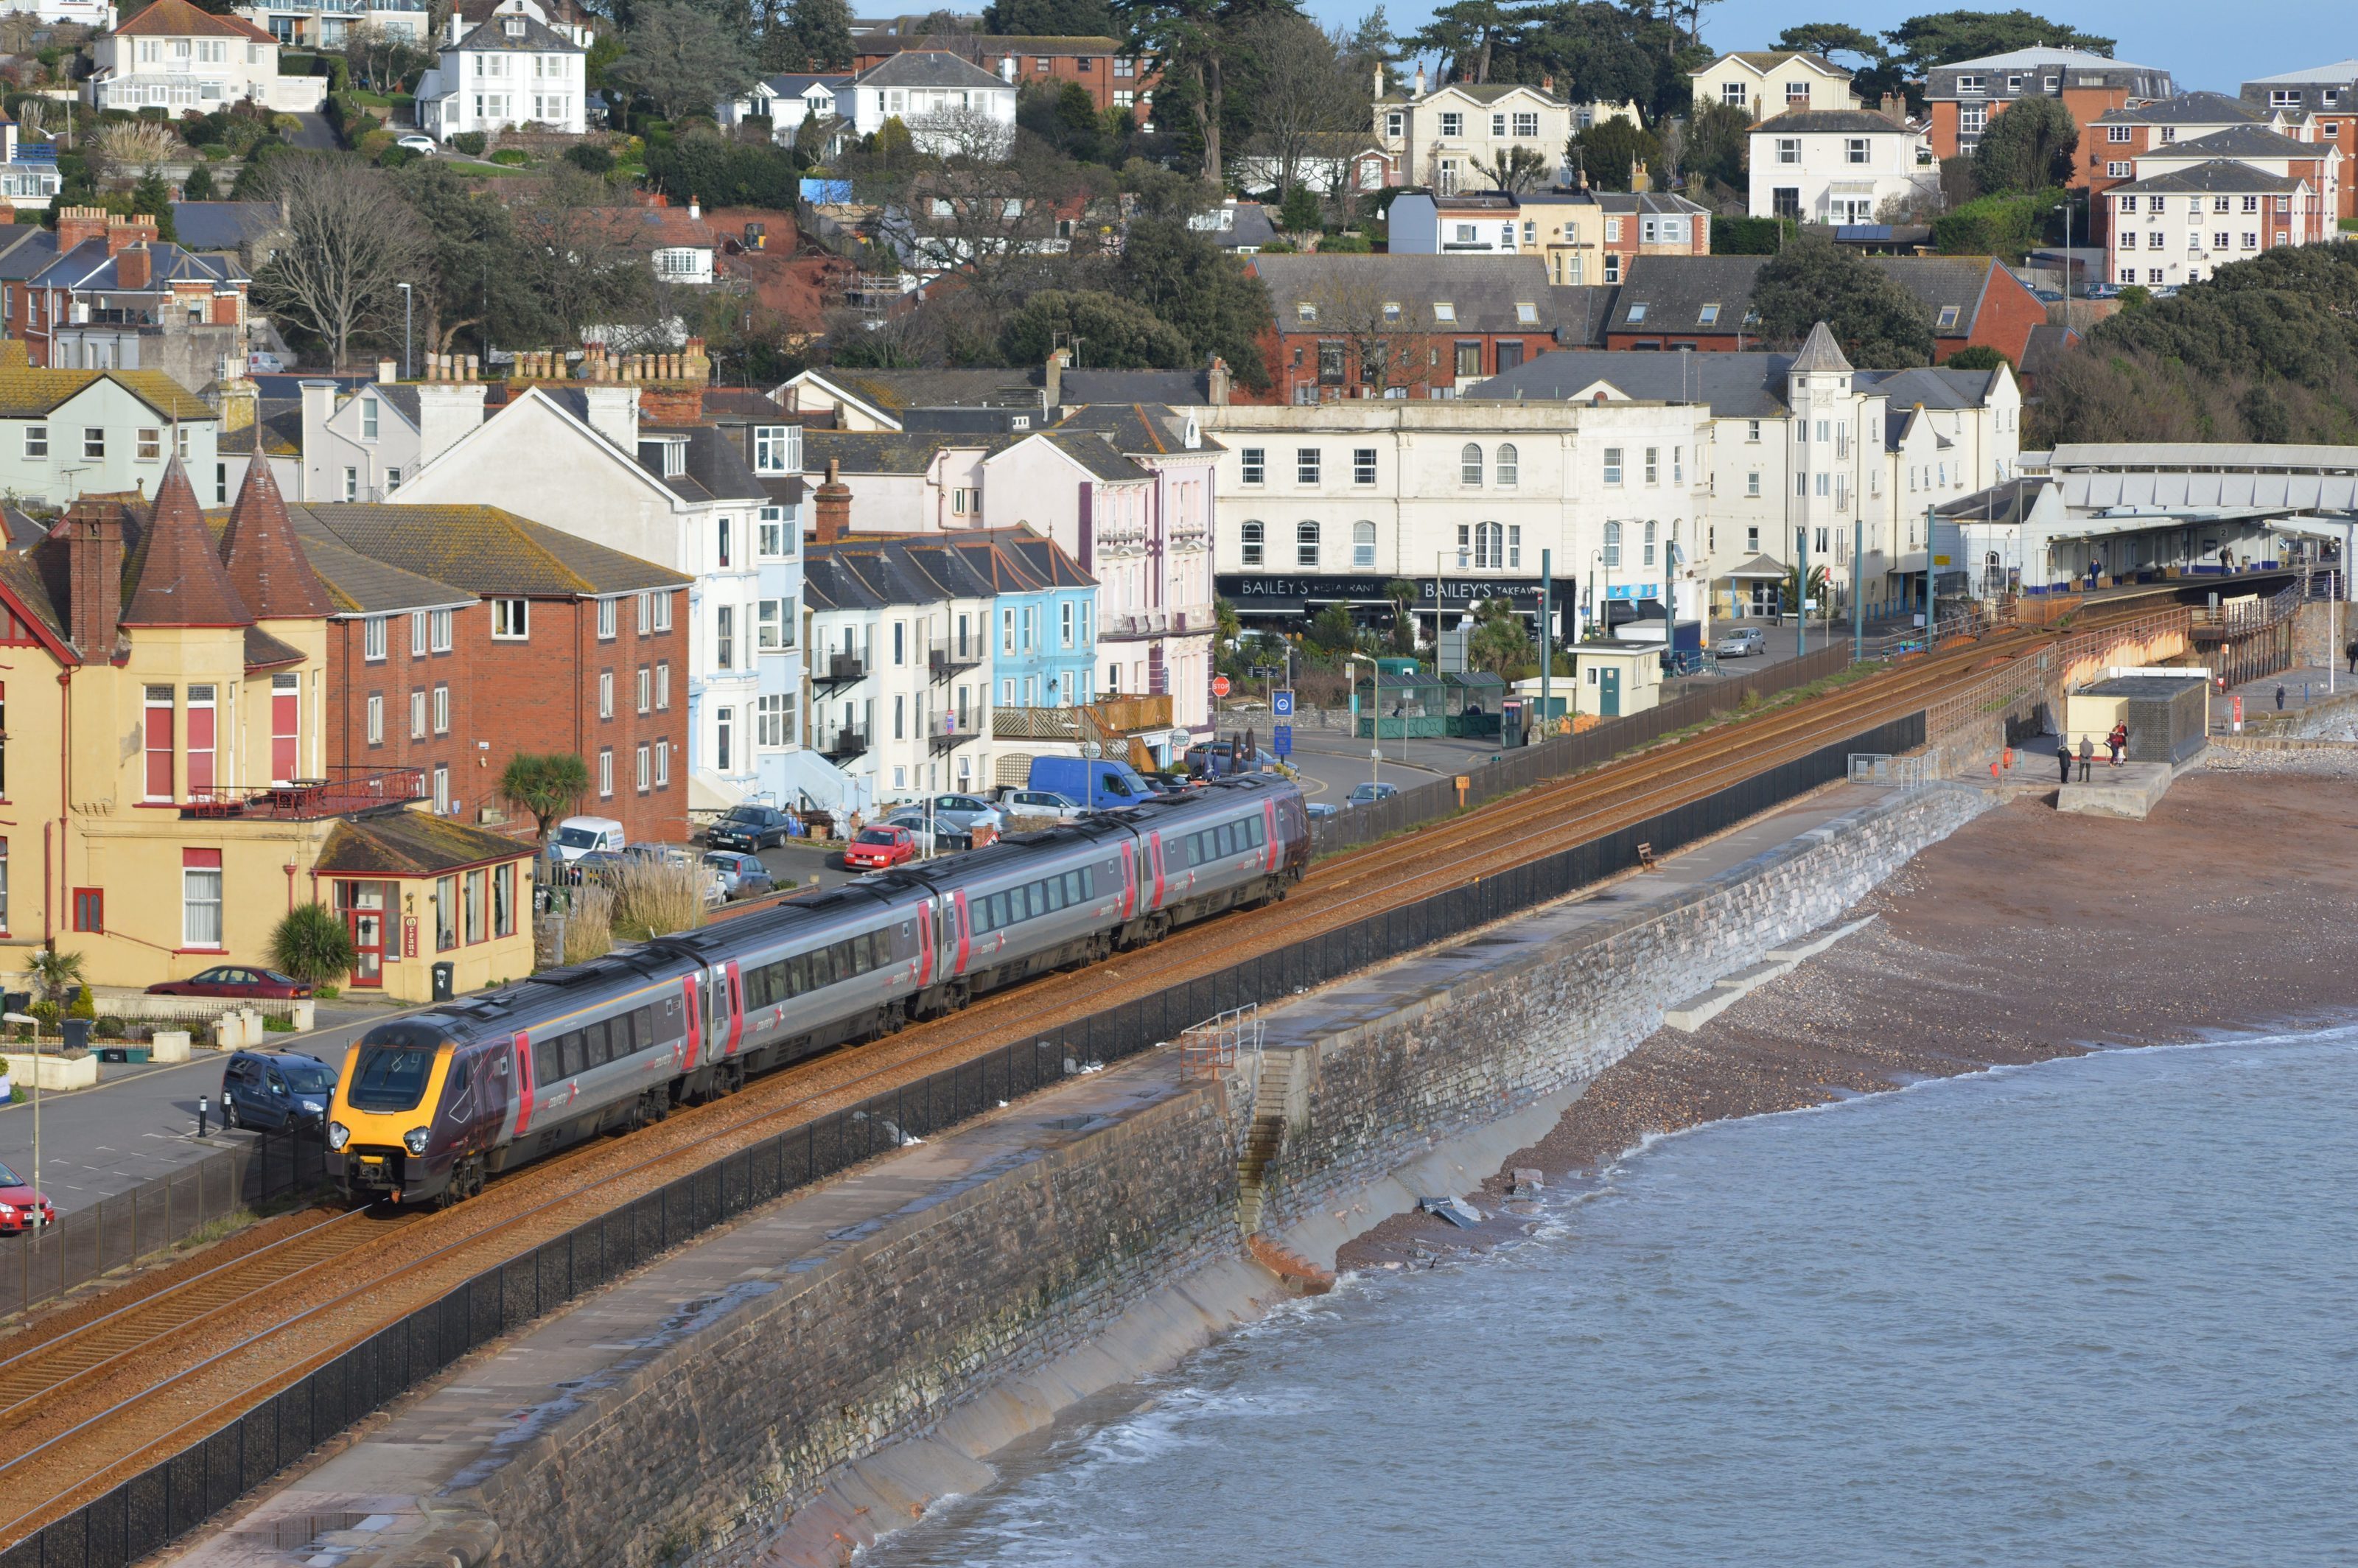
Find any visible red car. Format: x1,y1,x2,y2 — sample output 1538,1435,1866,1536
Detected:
843,825,918,871
147,965,315,1000
0,1161,56,1236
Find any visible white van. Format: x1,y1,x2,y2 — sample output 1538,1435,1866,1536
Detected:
550,816,627,861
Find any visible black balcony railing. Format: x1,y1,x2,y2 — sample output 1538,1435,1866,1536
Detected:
814,652,867,691
818,727,869,760
927,641,982,681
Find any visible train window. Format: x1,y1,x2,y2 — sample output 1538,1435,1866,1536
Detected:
1249,816,1265,846
534,1037,560,1082
561,1032,586,1078
636,1006,655,1050
1064,870,1085,905
588,1020,613,1067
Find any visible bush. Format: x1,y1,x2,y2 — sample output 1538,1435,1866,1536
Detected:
264,1015,297,1032
564,142,615,174
1714,215,1797,255
28,1001,58,1027
606,857,707,944
377,144,415,169
451,130,487,155
279,50,316,77
1943,343,2012,371
67,987,96,1021
268,901,355,987
354,126,395,161
1931,190,2062,264
1256,238,1295,253
1320,231,1371,253
489,147,528,166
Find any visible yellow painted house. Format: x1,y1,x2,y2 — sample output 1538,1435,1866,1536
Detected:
0,456,536,1000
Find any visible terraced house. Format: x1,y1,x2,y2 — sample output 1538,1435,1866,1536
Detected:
1,207,251,390
0,340,220,505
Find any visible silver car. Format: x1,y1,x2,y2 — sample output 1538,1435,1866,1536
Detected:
922,793,1004,836
1001,788,1087,821
1714,627,1768,657
881,811,961,853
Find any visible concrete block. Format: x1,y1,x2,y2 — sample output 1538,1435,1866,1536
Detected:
2057,761,2175,821
149,1030,192,1063
1712,959,1794,990
209,1017,239,1051
1664,987,1743,1032
2,1051,99,1091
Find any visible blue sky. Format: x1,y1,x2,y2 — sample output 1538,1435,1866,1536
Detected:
1296,0,2352,99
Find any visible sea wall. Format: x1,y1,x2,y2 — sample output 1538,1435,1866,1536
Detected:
442,784,1997,1568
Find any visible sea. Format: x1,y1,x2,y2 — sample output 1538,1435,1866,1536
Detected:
865,1026,2358,1567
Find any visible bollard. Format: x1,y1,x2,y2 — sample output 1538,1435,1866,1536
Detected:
197,1093,209,1138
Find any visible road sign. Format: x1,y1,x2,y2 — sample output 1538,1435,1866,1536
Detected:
1273,688,1295,718
1211,674,1231,698
1273,724,1292,757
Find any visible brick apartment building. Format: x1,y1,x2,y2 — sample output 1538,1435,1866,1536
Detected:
850,31,1159,116
2241,60,2358,217
1923,48,2173,166
293,500,695,845
0,205,248,382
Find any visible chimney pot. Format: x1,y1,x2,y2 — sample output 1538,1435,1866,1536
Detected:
814,457,853,545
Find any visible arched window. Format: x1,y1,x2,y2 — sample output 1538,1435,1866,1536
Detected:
1603,520,1623,568
1351,520,1376,568
1497,443,1519,486
1296,520,1320,567
1643,520,1658,567
1460,443,1483,486
1240,520,1264,567
1475,521,1504,570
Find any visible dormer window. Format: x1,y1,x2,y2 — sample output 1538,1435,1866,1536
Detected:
1514,301,1537,324
1295,301,1317,322
1626,302,1648,323
752,424,800,474
503,14,525,35
638,438,687,477
1382,301,1402,322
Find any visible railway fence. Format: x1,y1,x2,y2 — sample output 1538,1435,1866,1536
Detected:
3,1128,330,1323
0,710,1923,1568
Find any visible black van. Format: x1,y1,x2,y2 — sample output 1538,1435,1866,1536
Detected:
221,1049,339,1133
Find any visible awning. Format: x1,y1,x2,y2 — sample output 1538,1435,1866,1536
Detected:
1722,554,1787,580
1827,180,1878,195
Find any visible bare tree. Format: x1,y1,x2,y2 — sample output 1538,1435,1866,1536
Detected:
1238,15,1366,207
1293,261,1440,398
886,153,1102,312
252,154,429,369
905,102,1017,161
341,21,430,93
508,168,654,348
1483,145,1549,194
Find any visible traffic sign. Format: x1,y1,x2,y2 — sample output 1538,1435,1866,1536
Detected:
1273,688,1295,718
1273,724,1292,757
1211,674,1231,698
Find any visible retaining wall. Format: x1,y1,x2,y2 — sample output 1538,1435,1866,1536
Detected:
452,783,1995,1568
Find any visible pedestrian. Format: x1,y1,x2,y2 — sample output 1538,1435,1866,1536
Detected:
2275,682,2287,711
2057,732,2074,785
2107,723,2127,766
2345,638,2358,675
2077,735,2095,783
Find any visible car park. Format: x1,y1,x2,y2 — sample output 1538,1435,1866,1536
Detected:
0,1161,55,1236
396,133,436,154
707,805,793,851
220,1049,338,1131
999,788,1086,821
1346,782,1399,806
702,850,777,900
843,825,920,870
1714,627,1768,658
148,965,314,999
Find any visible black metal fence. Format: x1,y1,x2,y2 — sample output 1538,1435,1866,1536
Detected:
0,708,1922,1568
1310,643,1856,855
3,1127,330,1323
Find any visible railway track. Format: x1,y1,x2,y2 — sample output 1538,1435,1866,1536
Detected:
0,621,2082,1547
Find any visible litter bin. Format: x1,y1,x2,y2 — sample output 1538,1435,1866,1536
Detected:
61,1018,92,1054
432,961,455,1002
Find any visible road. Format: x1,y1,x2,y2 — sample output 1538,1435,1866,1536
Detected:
285,110,339,151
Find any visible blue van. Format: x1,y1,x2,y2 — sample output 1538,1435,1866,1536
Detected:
221,1049,338,1132
1026,755,1158,811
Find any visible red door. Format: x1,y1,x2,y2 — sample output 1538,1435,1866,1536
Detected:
347,909,384,987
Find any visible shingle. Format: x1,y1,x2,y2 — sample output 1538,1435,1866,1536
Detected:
113,0,275,41
848,50,1007,91
1251,253,1556,336
1606,255,1768,335
273,519,473,616
2111,160,2299,195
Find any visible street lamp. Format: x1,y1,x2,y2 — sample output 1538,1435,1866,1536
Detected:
4,1011,41,1232
396,281,413,380
1347,651,1379,797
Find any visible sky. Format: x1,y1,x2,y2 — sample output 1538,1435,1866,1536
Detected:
1294,0,2355,99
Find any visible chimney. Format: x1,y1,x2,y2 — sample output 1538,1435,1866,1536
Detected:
413,381,489,467
688,195,701,222
1631,158,1651,193
55,204,109,251
104,214,157,257
1542,74,1554,94
1374,63,1384,97
298,378,338,492
377,358,397,383
1206,354,1231,407
1045,346,1068,410
114,243,150,290
578,384,640,450
814,458,852,545
63,500,124,659
637,384,704,424
1413,63,1426,96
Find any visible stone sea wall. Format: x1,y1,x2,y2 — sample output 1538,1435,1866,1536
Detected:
451,784,1997,1568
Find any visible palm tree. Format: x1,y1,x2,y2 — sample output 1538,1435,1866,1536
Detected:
25,948,86,1008
500,752,592,842
1385,578,1418,654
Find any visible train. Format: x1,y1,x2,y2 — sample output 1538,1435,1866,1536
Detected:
326,774,1311,1207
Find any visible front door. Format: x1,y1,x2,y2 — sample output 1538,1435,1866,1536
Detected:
1600,666,1622,718
339,881,388,987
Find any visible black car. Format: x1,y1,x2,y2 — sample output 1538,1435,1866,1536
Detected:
221,1049,339,1132
707,805,793,851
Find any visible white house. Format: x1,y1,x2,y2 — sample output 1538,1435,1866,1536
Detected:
1749,107,1937,225
1691,49,1861,118
238,0,428,46
717,72,849,141
391,386,779,810
1370,71,1575,194
834,51,1016,158
84,0,324,112
297,376,497,503
414,0,587,141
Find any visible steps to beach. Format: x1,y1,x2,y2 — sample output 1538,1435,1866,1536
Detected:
1662,916,1879,1033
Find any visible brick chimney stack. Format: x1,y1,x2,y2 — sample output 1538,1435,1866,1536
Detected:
63,500,124,659
55,205,111,251
814,458,852,545
1206,354,1231,407
103,214,157,256
115,244,150,290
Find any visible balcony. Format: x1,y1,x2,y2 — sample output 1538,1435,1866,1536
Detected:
928,724,980,753
993,693,1173,743
817,726,869,760
182,768,427,821
927,640,983,682
811,651,867,693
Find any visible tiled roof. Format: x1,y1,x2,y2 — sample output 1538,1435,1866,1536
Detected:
113,0,275,41
452,11,582,51
1250,253,1556,336
0,550,66,645
2,503,46,551
273,520,472,616
1467,349,1999,427
826,367,1046,412
1606,254,1768,335
317,811,535,877
758,72,852,96
2110,161,2300,195
1034,429,1150,481
0,227,54,282
2018,323,2079,379
1050,402,1221,457
1874,255,2001,338
978,526,1092,589
699,388,792,420
216,455,332,620
2092,91,2262,126
30,236,246,293
805,534,996,612
847,50,1008,91
1061,368,1217,405
2164,125,2323,159
242,624,306,670
639,424,769,503
122,459,253,627
298,503,690,596
169,201,287,252
1723,49,1845,73
803,428,1014,475
1788,320,1852,372
1751,107,1914,135
0,340,216,421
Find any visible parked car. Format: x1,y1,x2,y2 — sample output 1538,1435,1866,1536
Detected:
396,133,436,154
551,815,627,862
881,811,970,853
1346,782,1399,806
843,824,919,871
999,788,1086,822
702,850,777,900
221,1049,338,1131
707,805,794,851
247,351,284,374
1305,801,1342,820
0,1161,55,1236
921,794,1004,836
1714,627,1768,658
568,849,631,885
147,965,314,999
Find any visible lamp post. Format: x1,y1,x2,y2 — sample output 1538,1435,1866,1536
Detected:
397,282,413,380
1348,651,1379,797
5,1011,39,1230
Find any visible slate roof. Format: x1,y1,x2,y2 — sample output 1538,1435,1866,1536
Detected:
867,32,1117,55
0,340,216,421
1062,368,1220,405
1026,429,1150,482
1788,321,1852,373
216,455,332,620
1751,107,1917,136
2018,322,2079,381
1716,49,1847,75
29,236,247,294
984,527,1093,589
1376,81,1562,106
293,504,690,596
317,812,536,877
169,202,286,252
2110,161,2300,195
1466,349,1999,427
1250,253,1556,335
113,0,275,41
0,225,49,279
758,71,853,97
452,11,583,51
0,548,65,644
1050,402,1222,457
2091,91,2263,126
847,50,1009,91
2242,60,2358,86
121,460,253,627
637,423,769,503
805,533,998,612
2163,125,2325,159
2,503,46,551
803,429,1013,475
826,368,1046,413
1875,256,2003,340
1604,254,1767,335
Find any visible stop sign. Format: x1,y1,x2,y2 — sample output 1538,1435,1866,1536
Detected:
1211,674,1231,697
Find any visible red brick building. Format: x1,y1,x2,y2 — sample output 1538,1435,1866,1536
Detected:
1922,49,2172,167
2241,62,2358,217
290,502,695,847
1244,253,1578,404
850,32,1159,116
1,206,249,369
